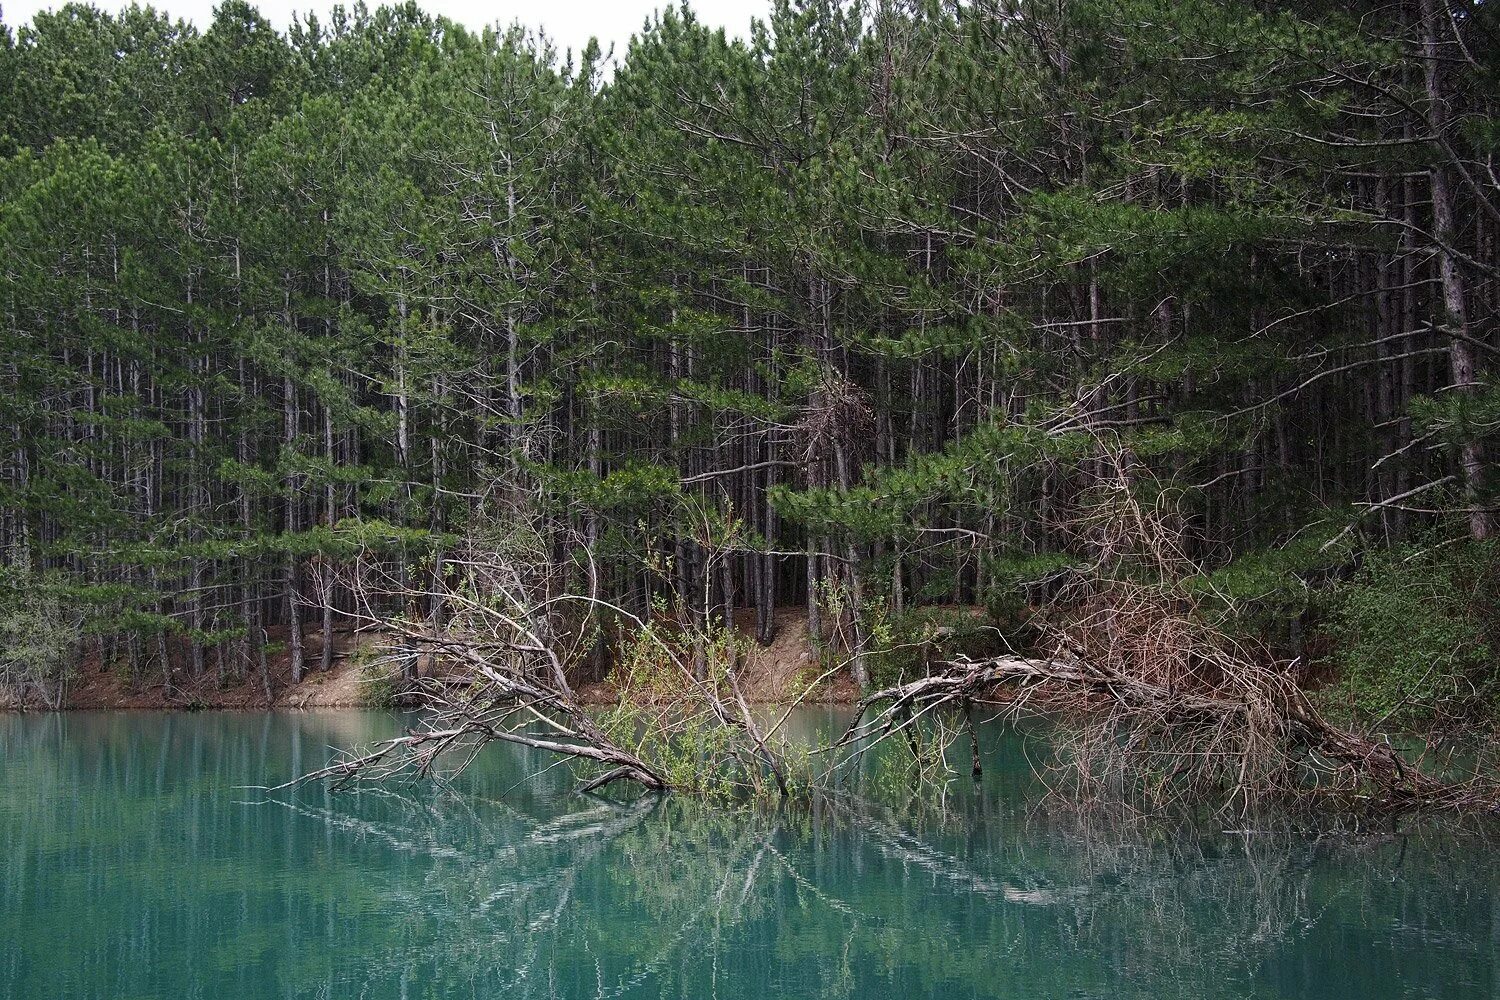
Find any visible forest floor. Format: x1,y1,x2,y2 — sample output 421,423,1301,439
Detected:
30,607,859,710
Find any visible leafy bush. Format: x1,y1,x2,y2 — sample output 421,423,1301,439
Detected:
1192,523,1352,653
1327,539,1499,727
351,641,402,709
864,606,1007,690
0,572,85,708
980,552,1073,650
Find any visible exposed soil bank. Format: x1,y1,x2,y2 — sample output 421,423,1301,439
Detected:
9,608,860,710
32,630,377,711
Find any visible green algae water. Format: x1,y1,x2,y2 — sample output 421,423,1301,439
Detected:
1,711,1495,999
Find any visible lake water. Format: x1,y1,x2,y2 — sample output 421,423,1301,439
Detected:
1,710,1496,999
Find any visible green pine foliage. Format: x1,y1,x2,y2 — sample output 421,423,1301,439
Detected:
0,0,1494,711
1328,539,1500,727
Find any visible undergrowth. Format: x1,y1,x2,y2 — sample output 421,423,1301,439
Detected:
1325,538,1499,729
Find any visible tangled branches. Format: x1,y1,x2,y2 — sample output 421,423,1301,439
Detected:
291,451,1498,819
841,450,1500,818
797,368,875,491
277,495,795,798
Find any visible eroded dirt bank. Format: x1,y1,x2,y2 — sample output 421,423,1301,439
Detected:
14,608,858,710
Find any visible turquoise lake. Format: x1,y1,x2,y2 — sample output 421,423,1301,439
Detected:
1,710,1495,999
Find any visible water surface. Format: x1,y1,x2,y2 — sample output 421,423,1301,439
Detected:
1,710,1495,999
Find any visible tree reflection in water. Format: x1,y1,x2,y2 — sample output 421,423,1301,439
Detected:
0,710,1494,999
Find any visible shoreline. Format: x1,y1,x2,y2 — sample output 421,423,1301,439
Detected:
5,609,864,712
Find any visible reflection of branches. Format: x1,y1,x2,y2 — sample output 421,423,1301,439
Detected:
826,792,1070,906
580,804,790,1000
251,726,1500,1000
260,784,663,997
1017,813,1492,987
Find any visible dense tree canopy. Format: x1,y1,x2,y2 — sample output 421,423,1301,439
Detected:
1,0,1495,698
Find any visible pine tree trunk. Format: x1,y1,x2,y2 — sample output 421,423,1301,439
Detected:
1422,0,1490,540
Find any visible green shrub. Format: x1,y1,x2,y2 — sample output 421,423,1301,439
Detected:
1192,524,1351,653
981,585,1041,654
350,641,401,709
979,553,1072,651
1327,539,1498,727
0,571,85,708
864,606,1006,690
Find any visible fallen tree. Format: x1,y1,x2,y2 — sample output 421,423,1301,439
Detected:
287,455,1499,819
839,598,1500,816
277,496,798,799
837,456,1500,817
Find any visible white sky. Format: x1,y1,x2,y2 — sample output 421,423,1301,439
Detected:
1,0,770,63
